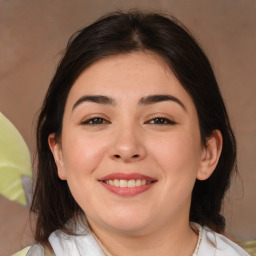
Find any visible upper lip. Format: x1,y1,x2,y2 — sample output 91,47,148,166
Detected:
99,172,157,182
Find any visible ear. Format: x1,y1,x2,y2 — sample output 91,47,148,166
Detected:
48,133,67,180
197,130,223,180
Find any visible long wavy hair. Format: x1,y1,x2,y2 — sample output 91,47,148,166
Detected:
31,10,237,243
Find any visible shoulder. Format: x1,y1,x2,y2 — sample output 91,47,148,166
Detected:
26,244,54,256
26,244,44,256
25,217,104,255
198,225,250,256
48,228,105,255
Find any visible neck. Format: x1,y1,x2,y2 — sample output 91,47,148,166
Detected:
89,219,198,256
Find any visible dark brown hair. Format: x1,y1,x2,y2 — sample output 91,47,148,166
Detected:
31,10,237,243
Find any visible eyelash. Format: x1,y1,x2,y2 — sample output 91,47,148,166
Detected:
146,117,176,125
81,117,110,125
81,116,176,126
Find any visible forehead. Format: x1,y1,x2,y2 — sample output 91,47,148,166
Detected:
65,51,194,109
74,52,170,86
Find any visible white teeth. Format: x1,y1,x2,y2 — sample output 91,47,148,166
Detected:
104,179,151,188
135,179,141,186
114,179,120,187
120,179,127,188
128,179,136,187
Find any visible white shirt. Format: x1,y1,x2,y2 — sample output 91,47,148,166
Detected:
27,224,250,256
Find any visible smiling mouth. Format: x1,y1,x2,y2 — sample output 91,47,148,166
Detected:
99,173,157,196
103,179,154,188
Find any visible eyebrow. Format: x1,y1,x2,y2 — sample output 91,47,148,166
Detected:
72,94,186,111
139,94,186,111
72,95,116,111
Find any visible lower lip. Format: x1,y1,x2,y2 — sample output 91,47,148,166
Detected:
100,182,154,196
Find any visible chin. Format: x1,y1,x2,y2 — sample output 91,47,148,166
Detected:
101,210,154,234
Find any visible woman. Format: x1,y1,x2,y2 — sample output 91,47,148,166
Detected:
28,11,249,255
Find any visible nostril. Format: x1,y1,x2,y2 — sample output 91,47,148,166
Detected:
113,154,139,159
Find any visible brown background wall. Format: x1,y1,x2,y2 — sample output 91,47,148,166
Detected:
0,0,255,255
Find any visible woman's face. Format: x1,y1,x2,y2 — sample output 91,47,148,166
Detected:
50,52,214,236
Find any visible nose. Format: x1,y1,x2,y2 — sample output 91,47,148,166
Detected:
110,126,146,162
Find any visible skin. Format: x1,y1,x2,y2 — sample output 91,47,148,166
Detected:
49,51,222,256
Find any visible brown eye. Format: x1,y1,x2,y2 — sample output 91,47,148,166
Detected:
148,117,176,125
81,117,109,125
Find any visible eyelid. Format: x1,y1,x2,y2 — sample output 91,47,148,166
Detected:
144,114,177,125
80,114,111,125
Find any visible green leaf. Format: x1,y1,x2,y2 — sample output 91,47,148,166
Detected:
0,113,32,205
12,246,31,256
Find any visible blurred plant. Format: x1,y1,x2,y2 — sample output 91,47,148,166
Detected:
0,113,32,206
239,241,256,256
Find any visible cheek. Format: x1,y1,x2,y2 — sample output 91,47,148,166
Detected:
150,131,202,180
60,132,110,211
61,132,109,178
150,132,202,210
